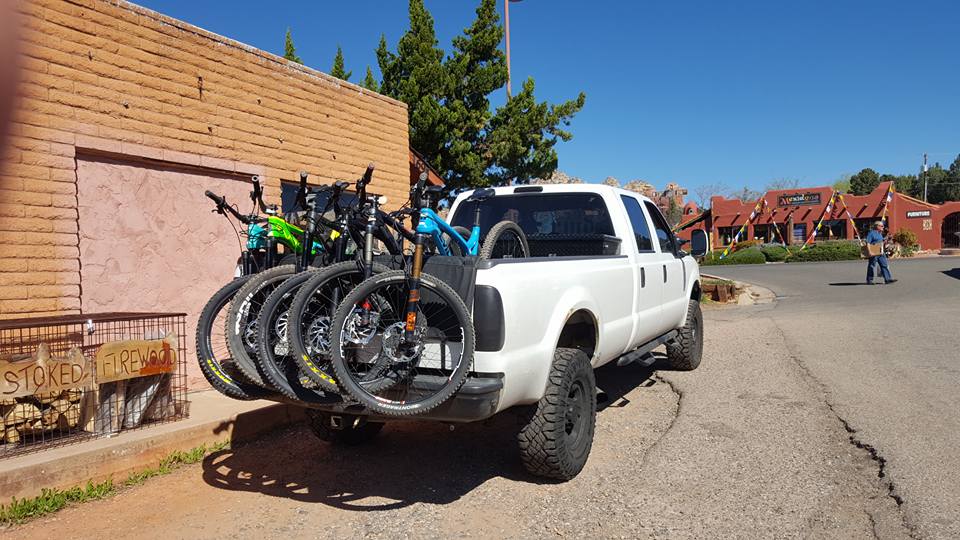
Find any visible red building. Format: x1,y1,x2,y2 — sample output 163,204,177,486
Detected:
677,182,960,252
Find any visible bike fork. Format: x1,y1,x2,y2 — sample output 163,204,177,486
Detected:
403,236,425,341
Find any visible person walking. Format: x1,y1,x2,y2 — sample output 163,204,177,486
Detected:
865,221,897,285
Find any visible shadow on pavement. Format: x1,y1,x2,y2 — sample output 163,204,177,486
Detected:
942,268,960,281
201,361,658,511
829,282,873,286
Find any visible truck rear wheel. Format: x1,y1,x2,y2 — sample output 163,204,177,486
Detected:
665,299,703,370
517,347,596,480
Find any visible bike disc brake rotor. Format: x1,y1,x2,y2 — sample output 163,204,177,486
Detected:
273,310,290,356
380,321,424,364
306,316,332,355
344,307,381,345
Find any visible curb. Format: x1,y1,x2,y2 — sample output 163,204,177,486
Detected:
0,391,305,502
702,273,776,305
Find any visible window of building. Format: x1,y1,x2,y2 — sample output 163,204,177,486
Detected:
644,201,677,253
793,223,807,243
854,218,874,240
718,227,735,246
819,219,846,240
620,196,654,252
752,224,772,242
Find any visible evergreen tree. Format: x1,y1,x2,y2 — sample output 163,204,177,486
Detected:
944,154,960,202
921,162,955,204
283,28,302,64
331,46,352,81
849,168,880,195
666,198,683,227
376,0,585,192
361,66,379,92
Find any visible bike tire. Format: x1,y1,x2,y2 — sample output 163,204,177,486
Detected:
255,270,337,402
329,270,475,417
195,276,273,400
479,220,529,260
226,264,298,389
287,260,391,393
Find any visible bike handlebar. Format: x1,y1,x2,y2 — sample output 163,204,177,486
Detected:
206,190,256,224
251,175,269,213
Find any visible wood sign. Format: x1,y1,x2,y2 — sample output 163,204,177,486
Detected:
1,344,93,399
95,333,178,384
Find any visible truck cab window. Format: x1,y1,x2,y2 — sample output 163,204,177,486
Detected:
644,201,676,254
620,195,654,252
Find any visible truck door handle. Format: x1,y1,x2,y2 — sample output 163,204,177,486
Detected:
641,267,645,288
663,265,667,283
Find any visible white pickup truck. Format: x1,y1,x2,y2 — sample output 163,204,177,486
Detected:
311,184,710,481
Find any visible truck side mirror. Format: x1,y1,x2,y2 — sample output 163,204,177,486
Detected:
690,229,709,257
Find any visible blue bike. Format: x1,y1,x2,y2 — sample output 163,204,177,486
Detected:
414,182,529,259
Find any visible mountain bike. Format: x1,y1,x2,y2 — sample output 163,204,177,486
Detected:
323,187,520,416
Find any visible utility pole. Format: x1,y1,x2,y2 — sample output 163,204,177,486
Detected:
504,0,522,98
505,0,512,98
923,153,929,202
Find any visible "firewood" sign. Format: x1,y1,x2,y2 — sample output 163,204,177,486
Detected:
95,333,178,384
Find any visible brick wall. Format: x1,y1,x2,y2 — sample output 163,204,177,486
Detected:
0,0,410,318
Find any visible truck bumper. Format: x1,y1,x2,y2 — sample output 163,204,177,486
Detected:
296,373,505,423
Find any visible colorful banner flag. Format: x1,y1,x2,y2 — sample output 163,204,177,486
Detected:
719,196,766,260
879,183,895,227
799,191,837,251
836,193,863,243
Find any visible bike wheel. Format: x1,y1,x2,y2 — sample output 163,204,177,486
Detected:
226,264,298,389
255,271,339,403
195,276,273,400
479,220,529,259
329,270,475,416
288,261,391,393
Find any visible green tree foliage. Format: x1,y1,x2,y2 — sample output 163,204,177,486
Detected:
331,46,352,81
920,161,958,204
849,168,880,195
284,28,302,64
880,174,917,197
375,0,585,192
833,174,851,193
361,66,379,92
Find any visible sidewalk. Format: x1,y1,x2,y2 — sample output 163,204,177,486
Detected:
0,391,304,502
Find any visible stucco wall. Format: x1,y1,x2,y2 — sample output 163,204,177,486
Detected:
0,0,410,319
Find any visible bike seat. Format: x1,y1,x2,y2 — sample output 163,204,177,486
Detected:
424,185,444,196
467,188,495,202
334,181,350,191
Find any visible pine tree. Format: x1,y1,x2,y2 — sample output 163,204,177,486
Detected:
331,46,352,81
361,66,379,92
849,168,880,195
283,28,302,64
376,0,586,192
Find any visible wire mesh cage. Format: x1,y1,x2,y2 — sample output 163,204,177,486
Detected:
0,312,189,458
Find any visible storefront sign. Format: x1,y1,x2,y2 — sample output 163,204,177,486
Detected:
778,193,821,207
95,333,178,383
906,210,931,218
1,345,92,399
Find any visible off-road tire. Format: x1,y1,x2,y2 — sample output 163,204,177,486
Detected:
517,348,596,480
226,264,297,388
195,276,272,400
479,221,529,260
665,299,703,371
305,410,384,445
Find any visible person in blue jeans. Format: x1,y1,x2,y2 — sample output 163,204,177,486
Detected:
865,221,897,285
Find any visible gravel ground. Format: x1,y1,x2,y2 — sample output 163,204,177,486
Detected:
11,302,912,539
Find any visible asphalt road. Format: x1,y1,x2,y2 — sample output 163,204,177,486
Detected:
706,256,960,539
11,257,958,539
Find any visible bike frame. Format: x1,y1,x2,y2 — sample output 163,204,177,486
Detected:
416,208,481,256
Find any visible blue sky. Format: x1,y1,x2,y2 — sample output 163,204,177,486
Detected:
136,0,959,193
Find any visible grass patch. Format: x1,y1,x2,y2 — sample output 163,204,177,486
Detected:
0,440,230,526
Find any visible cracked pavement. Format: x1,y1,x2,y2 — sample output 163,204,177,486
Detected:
707,256,960,539
11,258,958,539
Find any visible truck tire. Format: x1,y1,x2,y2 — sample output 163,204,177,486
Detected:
665,299,703,371
517,347,596,480
305,410,384,445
